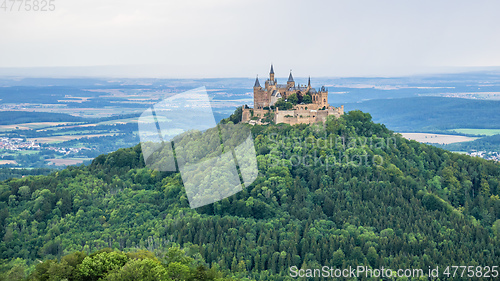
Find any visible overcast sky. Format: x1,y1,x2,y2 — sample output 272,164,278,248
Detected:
1,0,500,78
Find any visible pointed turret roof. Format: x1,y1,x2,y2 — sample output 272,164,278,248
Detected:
270,64,274,74
308,76,311,87
288,71,294,83
254,76,261,88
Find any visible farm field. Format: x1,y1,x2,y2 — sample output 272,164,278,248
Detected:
1,150,38,155
0,107,145,118
98,117,139,125
0,122,76,132
37,117,140,132
0,160,17,165
400,133,478,144
27,133,118,144
37,123,97,132
46,158,92,166
448,128,500,136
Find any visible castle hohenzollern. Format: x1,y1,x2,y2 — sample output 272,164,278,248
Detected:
241,64,344,125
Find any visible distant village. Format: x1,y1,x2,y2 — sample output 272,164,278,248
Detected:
466,151,500,162
0,137,90,155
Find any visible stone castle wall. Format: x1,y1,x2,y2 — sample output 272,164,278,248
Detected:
274,105,344,125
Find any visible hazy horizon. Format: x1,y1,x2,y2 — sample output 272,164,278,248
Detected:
2,0,500,78
1,65,500,79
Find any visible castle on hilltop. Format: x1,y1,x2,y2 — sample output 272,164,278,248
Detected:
241,65,344,125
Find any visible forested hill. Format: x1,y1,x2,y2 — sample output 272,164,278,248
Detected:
1,110,500,280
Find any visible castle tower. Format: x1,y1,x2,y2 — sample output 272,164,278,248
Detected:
318,86,328,108
287,71,295,88
254,76,261,88
253,75,268,109
269,64,275,84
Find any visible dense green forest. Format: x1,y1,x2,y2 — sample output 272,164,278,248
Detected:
0,168,53,182
1,246,235,281
1,110,500,280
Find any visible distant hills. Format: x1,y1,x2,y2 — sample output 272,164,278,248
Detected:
344,97,500,131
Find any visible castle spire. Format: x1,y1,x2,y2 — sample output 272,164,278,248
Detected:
288,70,294,82
308,76,311,87
269,64,275,84
254,75,261,88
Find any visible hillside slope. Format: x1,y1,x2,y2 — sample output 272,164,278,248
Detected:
1,110,500,280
